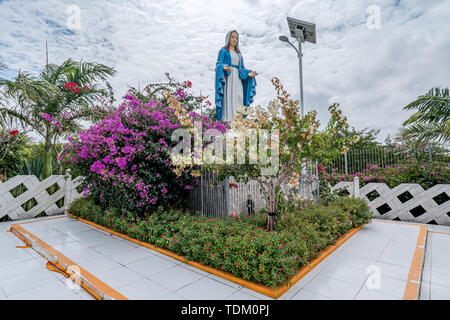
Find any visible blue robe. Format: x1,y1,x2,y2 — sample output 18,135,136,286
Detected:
215,47,256,121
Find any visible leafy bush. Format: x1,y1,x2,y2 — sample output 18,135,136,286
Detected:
0,130,31,177
69,195,369,288
61,85,225,216
68,196,104,222
12,157,59,181
240,214,269,228
325,159,449,190
277,202,353,243
328,197,372,227
316,164,339,204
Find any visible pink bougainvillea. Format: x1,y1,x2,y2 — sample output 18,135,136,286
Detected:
61,89,227,215
40,113,62,131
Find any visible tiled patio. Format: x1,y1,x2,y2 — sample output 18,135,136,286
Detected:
1,215,450,300
0,217,94,300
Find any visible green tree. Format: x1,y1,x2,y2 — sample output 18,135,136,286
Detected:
0,59,116,178
341,126,381,150
400,87,450,143
201,78,356,231
0,130,31,177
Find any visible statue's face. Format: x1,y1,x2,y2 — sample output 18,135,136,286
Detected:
229,32,238,47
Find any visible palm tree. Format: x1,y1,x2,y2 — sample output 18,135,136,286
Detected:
400,87,450,143
0,59,116,178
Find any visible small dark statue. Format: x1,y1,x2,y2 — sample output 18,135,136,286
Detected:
246,194,255,217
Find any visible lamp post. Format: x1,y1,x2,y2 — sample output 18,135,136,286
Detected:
279,17,316,118
280,17,317,190
279,35,304,118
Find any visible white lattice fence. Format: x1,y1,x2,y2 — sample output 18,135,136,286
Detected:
0,174,83,221
331,179,450,225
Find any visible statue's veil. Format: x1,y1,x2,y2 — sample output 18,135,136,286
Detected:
223,30,241,54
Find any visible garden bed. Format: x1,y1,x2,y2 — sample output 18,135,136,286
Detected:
68,196,372,298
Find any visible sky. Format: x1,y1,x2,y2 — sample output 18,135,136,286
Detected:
0,0,449,142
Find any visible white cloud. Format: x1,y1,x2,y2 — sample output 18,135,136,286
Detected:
0,0,449,142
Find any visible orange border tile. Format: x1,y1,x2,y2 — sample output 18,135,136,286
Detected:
373,219,425,227
428,231,450,236
403,225,427,300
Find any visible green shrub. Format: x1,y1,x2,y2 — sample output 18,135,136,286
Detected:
329,197,372,227
279,203,352,244
68,197,104,222
326,159,449,190
240,214,267,228
0,132,32,178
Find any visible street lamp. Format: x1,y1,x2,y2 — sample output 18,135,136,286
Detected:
279,17,316,118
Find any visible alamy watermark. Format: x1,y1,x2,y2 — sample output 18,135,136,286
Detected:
366,265,381,290
366,5,381,30
66,5,81,30
66,265,82,290
171,121,280,176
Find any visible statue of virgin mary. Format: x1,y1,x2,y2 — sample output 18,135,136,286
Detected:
215,30,257,121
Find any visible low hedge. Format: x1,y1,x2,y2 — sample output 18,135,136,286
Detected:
325,159,449,190
329,197,372,227
69,196,371,287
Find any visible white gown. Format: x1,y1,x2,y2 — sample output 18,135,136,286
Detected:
222,50,244,122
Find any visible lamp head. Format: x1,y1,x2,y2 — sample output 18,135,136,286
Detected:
279,35,289,43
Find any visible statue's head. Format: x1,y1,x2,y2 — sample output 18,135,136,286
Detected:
225,30,240,53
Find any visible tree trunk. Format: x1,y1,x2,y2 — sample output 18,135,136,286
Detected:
267,214,276,231
43,134,52,179
266,183,277,231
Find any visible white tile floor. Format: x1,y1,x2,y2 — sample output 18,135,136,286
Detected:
0,217,93,300
2,215,450,300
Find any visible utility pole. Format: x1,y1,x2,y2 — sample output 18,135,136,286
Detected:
45,40,49,67
297,33,304,118
279,17,316,118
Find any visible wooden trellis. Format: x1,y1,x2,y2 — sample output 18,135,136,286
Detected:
0,174,83,221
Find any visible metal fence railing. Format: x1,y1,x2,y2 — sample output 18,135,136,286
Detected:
325,145,450,175
186,161,319,218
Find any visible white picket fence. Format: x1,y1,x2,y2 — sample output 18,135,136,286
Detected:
0,173,83,221
331,177,450,225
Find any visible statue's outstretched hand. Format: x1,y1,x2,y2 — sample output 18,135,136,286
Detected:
223,65,233,72
249,71,258,77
